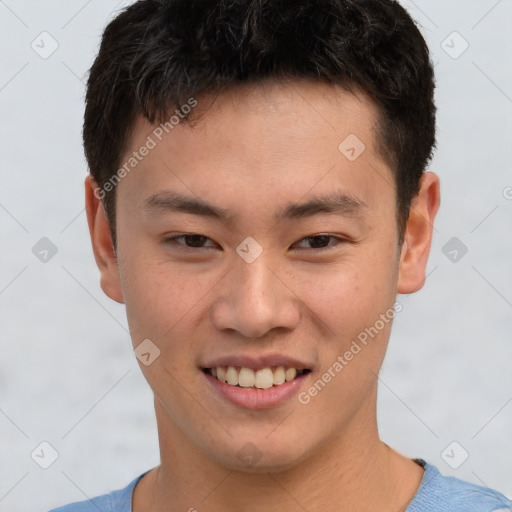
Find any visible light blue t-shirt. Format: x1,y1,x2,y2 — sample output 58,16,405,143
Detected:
47,459,511,512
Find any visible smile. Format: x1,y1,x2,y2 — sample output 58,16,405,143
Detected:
203,366,311,390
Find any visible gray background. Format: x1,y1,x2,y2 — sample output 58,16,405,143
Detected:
0,1,511,510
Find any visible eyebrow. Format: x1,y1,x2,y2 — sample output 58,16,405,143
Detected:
142,189,368,223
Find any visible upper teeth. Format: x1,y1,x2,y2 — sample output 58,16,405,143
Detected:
210,366,303,389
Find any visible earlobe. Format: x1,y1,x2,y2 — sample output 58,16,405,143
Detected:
84,175,125,304
397,172,441,294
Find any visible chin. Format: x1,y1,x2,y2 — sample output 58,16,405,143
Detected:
218,452,307,474
207,434,312,474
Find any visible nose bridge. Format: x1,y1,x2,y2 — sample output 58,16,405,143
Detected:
211,248,300,338
239,253,277,310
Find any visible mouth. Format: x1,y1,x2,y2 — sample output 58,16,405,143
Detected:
202,366,312,390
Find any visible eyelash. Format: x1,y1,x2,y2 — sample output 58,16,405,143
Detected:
163,233,347,252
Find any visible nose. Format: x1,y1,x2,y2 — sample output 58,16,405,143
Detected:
210,253,301,339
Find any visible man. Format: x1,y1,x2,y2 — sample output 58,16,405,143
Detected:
49,0,511,510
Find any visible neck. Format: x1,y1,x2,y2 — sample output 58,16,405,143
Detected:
134,391,424,512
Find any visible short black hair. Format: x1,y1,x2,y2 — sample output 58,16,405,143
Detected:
83,0,436,248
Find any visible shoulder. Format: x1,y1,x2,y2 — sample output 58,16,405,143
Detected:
47,473,146,512
407,460,512,512
47,494,111,512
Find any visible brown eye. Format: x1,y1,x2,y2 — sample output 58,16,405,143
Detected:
164,234,218,250
293,234,345,251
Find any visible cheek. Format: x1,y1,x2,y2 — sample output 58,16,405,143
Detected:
296,253,398,337
293,263,398,429
119,253,203,348
120,260,209,401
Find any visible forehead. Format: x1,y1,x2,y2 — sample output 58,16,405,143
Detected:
117,80,394,224
126,79,383,156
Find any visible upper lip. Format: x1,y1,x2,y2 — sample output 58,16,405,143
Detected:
201,354,312,370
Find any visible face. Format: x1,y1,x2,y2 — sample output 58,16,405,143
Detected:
87,80,439,473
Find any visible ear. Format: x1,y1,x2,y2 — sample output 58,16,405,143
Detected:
397,172,441,294
84,175,125,304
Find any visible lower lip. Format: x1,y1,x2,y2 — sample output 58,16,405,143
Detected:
203,371,310,410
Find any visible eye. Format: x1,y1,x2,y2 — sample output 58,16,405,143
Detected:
292,234,346,251
163,233,346,252
163,233,218,250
